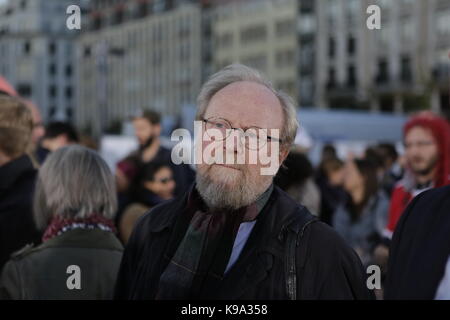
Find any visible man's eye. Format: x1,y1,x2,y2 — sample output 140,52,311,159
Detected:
215,123,225,128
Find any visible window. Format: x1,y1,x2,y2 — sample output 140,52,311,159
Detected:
49,64,57,76
328,37,335,58
49,106,56,118
65,87,72,99
348,36,356,55
300,79,314,104
180,44,190,61
92,16,102,30
242,54,267,71
23,41,31,55
20,0,27,10
65,65,72,77
276,50,295,68
400,55,412,83
112,7,124,25
327,67,336,89
48,42,56,55
300,0,314,14
401,19,413,42
84,46,91,57
376,58,389,84
66,107,73,119
240,25,267,44
347,64,356,87
276,20,294,37
218,32,233,49
49,86,57,98
137,1,149,18
17,83,32,97
179,19,191,38
436,11,450,35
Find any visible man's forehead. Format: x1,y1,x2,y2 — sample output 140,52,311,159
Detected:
205,81,284,129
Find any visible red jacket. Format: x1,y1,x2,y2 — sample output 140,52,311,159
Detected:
384,182,419,238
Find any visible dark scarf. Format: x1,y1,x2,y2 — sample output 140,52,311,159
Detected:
155,186,261,300
134,187,167,208
42,213,116,242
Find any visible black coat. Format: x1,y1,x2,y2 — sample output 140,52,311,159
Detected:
115,185,373,300
0,155,41,272
385,185,450,299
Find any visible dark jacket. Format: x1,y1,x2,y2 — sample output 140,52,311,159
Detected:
0,228,123,300
0,155,41,272
385,185,450,299
115,185,373,300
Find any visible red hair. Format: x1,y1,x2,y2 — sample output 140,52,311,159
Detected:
404,113,450,187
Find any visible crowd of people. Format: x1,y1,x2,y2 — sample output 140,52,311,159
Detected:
0,64,449,300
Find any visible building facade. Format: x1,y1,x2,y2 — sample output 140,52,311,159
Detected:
211,0,299,101
298,0,450,113
76,1,203,136
0,0,82,122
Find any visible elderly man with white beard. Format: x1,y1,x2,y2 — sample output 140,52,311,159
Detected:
114,64,372,300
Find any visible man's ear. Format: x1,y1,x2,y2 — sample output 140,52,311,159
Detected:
279,147,290,165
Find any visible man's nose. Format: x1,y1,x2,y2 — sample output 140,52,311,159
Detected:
224,130,244,154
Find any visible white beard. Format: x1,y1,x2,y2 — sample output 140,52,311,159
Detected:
195,164,272,211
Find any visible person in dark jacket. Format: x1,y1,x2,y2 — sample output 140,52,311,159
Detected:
385,185,450,299
114,64,373,300
0,145,123,299
0,96,41,272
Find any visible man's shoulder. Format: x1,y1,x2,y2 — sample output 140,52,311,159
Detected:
307,220,350,249
9,243,37,260
399,185,450,224
303,220,360,263
416,185,450,203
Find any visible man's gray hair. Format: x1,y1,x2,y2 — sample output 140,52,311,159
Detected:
196,63,299,148
33,145,117,230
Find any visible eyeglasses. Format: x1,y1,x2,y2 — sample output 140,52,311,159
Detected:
202,117,282,151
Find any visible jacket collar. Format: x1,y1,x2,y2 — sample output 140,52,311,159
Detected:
39,228,123,251
0,154,35,193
